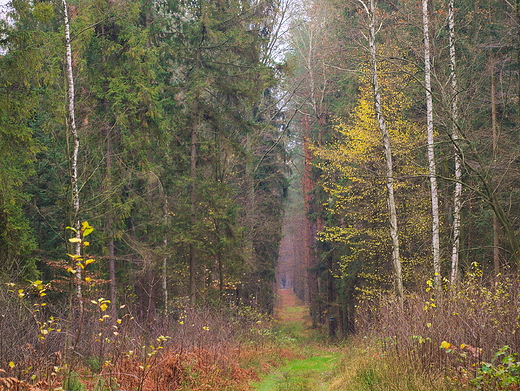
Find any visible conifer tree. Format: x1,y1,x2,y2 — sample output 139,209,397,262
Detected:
0,0,57,278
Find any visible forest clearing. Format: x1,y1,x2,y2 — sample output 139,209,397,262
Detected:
2,0,520,389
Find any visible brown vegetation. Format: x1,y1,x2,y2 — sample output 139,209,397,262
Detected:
345,271,520,389
0,281,300,391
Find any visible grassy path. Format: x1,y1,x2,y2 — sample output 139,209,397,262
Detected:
251,289,341,391
249,289,462,391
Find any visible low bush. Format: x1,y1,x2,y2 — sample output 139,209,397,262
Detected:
345,270,520,389
0,276,279,390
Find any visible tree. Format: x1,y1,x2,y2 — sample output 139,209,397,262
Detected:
421,0,441,288
154,0,286,310
64,0,167,320
287,0,359,326
61,0,83,307
0,0,58,279
313,47,429,301
361,0,403,300
448,0,462,285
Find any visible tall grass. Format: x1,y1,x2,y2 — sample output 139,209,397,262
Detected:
330,271,520,390
329,341,459,391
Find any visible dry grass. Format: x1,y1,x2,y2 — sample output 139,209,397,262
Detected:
5,275,518,390
334,273,520,390
328,339,461,391
106,347,257,391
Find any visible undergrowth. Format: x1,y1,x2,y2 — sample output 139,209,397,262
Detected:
328,269,520,390
0,281,291,391
329,339,460,391
5,265,520,390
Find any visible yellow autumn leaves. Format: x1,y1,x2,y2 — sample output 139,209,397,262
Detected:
313,51,432,292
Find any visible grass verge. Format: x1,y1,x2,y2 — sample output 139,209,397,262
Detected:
327,339,463,391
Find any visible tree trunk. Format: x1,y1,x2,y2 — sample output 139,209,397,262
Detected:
163,197,169,312
422,0,441,288
189,103,198,305
517,0,520,119
244,132,255,286
491,58,500,276
104,122,117,321
448,0,462,285
62,0,82,309
302,113,313,307
362,0,403,300
108,237,116,319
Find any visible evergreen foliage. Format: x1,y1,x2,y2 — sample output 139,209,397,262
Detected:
3,0,520,370
0,0,287,315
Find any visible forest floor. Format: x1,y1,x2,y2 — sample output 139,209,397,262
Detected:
250,288,341,391
247,289,467,391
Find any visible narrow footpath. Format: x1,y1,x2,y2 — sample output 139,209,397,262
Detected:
252,288,340,391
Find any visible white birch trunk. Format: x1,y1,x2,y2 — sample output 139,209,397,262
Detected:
62,0,82,306
361,0,403,300
448,0,462,285
422,0,441,288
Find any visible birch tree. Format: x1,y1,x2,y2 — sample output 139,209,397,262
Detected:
448,0,462,285
62,0,83,307
360,0,403,300
422,0,441,288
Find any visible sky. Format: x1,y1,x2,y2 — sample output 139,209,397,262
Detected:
0,0,9,19
0,0,10,54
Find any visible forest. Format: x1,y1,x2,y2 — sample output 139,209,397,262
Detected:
2,0,520,389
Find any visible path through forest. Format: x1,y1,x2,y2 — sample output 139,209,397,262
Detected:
273,288,310,323
252,288,340,390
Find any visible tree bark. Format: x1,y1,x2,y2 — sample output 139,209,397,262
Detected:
491,58,500,276
422,0,441,288
163,197,169,312
302,113,312,305
62,0,82,309
517,0,520,119
448,0,462,285
189,102,198,305
108,237,116,319
244,132,255,288
104,119,117,321
302,113,319,325
361,0,403,300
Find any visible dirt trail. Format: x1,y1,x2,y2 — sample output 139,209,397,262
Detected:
273,288,313,337
252,289,339,390
274,288,308,321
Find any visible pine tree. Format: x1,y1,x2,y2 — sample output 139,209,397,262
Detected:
0,0,59,279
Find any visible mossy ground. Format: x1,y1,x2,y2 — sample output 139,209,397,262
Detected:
251,289,340,391
252,353,340,391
